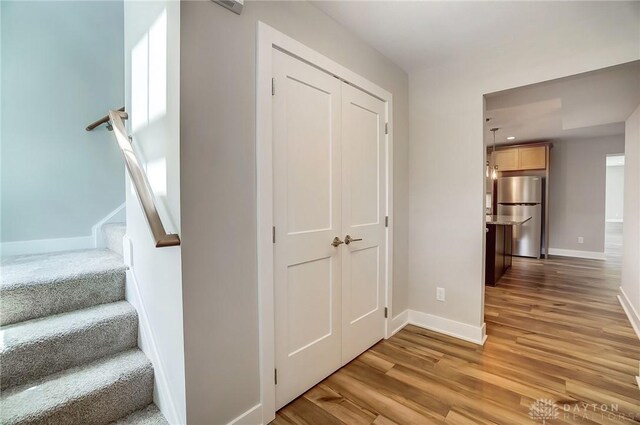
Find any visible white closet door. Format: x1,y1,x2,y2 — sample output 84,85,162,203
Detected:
272,49,343,409
340,82,386,364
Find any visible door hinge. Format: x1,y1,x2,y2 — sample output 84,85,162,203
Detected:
384,307,388,318
272,78,275,96
385,216,389,228
385,122,389,135
274,368,278,385
272,226,276,244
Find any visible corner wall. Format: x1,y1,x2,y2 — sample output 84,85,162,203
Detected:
549,136,625,254
622,104,640,327
123,1,185,423
1,1,124,245
408,4,640,330
179,2,409,423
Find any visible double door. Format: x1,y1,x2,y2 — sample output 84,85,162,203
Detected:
272,49,387,409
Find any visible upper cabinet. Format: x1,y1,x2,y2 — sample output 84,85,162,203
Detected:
492,145,547,171
493,149,519,171
518,146,546,170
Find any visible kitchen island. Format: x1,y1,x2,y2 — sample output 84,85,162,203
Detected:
485,215,531,286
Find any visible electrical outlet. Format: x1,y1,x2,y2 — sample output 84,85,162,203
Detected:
577,236,584,244
436,287,445,302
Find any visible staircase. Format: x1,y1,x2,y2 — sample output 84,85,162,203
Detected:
0,225,169,425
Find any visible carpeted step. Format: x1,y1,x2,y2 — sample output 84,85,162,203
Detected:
1,301,138,390
103,223,126,256
0,249,127,326
0,349,154,425
110,404,169,425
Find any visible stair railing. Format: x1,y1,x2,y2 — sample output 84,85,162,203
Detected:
87,109,180,247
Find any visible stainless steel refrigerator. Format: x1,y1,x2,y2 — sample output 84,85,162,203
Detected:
497,176,542,259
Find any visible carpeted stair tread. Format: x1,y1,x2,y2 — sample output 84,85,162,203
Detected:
103,223,126,256
110,404,169,425
1,301,138,390
0,349,154,425
0,249,127,325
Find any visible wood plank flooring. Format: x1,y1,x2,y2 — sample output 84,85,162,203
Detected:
272,224,640,424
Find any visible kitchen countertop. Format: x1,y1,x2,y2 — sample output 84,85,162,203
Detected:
486,215,532,226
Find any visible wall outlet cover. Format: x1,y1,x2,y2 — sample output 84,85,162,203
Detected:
577,237,584,244
436,287,445,302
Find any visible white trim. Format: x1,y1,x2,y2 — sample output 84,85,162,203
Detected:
123,236,181,425
0,236,94,256
390,310,409,336
408,310,487,345
606,218,623,223
547,248,606,260
228,404,262,425
256,22,394,425
0,203,126,257
618,286,640,341
93,202,126,248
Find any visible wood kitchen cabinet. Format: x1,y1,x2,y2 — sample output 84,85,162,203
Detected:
491,145,546,171
493,149,519,171
518,146,546,170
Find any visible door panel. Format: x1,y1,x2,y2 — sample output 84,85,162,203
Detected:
341,82,386,364
285,78,333,234
286,257,333,355
273,49,342,409
348,246,380,323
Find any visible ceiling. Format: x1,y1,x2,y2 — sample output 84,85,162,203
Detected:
484,61,640,145
312,1,640,73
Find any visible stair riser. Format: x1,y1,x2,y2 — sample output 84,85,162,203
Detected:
1,313,138,390
103,225,126,256
1,364,154,425
1,270,125,326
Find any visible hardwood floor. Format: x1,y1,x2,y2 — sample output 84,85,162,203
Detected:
272,224,640,424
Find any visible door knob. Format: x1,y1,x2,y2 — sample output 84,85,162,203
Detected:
331,237,345,247
345,235,363,245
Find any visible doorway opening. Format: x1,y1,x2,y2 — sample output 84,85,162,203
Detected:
605,154,624,257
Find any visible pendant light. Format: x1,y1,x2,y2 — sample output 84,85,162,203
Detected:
490,127,499,180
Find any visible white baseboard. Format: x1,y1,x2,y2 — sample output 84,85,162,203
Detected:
229,404,262,425
0,236,94,256
547,248,606,260
1,203,126,257
124,239,183,425
606,219,623,223
618,287,640,341
407,310,487,345
389,309,409,337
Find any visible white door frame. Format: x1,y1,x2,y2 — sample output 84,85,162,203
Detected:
256,22,394,424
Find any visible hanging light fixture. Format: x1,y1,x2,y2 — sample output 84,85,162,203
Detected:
490,127,499,180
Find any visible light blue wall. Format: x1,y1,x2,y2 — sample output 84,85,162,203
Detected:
1,1,124,242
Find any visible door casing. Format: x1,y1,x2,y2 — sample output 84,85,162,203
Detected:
256,22,394,424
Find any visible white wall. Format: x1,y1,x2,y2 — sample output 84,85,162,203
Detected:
549,136,624,254
409,7,640,330
123,1,185,423
1,1,124,244
179,1,409,423
622,104,640,326
606,164,625,222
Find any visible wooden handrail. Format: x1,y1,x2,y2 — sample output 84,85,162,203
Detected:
86,107,125,131
103,109,180,247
